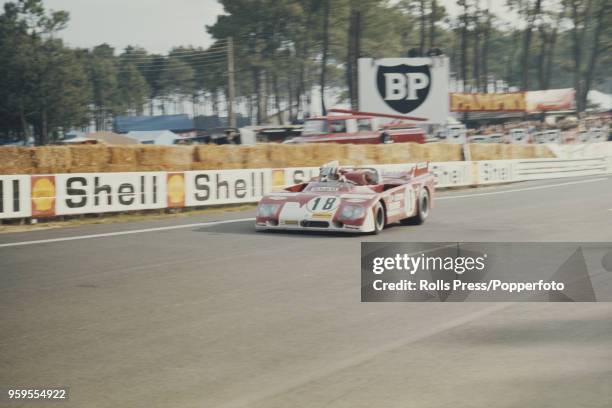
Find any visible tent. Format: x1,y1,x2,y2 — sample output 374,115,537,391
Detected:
125,130,179,145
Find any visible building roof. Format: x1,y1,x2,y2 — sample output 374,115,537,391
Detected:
59,136,98,144
114,114,194,133
86,131,139,145
193,114,251,131
125,130,178,145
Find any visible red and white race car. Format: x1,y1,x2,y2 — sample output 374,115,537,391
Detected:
255,161,434,234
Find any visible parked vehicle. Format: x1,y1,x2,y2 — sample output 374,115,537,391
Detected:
487,134,504,143
468,135,488,143
534,130,561,144
576,130,591,143
284,114,426,144
506,128,530,144
588,128,607,142
437,124,467,144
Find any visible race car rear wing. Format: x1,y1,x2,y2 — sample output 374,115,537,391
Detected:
412,162,430,177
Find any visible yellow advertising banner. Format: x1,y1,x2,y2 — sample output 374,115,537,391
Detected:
451,93,526,112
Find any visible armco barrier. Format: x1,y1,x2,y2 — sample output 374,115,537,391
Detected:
514,157,608,180
0,157,610,221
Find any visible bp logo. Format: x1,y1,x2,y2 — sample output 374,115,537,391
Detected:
376,64,431,114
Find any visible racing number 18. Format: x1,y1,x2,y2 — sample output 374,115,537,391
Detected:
311,197,336,211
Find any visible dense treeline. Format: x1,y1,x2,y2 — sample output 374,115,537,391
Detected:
0,0,610,144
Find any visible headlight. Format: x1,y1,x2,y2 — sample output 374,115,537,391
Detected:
257,203,281,217
340,205,366,219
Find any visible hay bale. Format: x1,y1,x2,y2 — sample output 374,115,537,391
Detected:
137,146,167,167
267,144,291,168
360,145,379,165
68,165,102,174
69,145,110,172
216,145,245,169
108,146,139,165
134,165,166,172
469,144,503,161
311,143,347,166
137,146,193,171
425,143,462,162
386,143,415,164
193,145,244,170
0,147,35,174
193,145,220,169
408,143,427,161
375,144,399,164
104,164,139,173
507,144,540,159
242,145,271,169
163,146,194,171
344,144,369,166
32,146,72,173
533,145,554,159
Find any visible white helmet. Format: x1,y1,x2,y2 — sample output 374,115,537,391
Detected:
319,161,341,181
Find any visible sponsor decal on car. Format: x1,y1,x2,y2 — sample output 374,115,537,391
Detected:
305,196,340,213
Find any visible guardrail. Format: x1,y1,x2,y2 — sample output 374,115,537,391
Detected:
1,157,610,221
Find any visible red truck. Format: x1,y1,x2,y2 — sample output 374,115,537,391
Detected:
284,113,427,144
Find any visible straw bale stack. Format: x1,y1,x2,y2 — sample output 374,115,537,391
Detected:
469,144,502,161
104,164,139,173
193,145,245,170
311,143,348,166
69,145,110,172
425,143,462,162
107,146,139,167
136,145,194,171
343,144,368,165
265,144,318,168
384,143,415,164
0,147,35,174
374,144,399,164
506,144,532,159
532,145,554,159
31,146,72,174
242,144,271,169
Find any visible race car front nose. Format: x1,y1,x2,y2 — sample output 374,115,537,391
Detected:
257,203,281,218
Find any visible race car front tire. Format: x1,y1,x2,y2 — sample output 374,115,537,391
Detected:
401,188,430,225
371,202,386,234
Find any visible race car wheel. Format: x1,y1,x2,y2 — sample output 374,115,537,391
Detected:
372,202,386,234
380,132,393,144
401,188,430,225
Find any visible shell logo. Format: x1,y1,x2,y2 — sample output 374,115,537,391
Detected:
31,176,56,217
272,169,285,191
167,173,185,208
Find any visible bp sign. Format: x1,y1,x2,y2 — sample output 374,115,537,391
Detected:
359,57,449,124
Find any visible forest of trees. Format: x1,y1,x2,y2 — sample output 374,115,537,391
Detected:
0,0,610,144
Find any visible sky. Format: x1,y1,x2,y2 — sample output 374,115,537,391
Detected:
1,0,518,54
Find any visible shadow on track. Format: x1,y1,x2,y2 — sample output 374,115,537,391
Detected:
196,219,408,238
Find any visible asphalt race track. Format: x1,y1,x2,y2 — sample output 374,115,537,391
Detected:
1,176,612,407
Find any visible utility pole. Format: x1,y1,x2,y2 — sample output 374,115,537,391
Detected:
227,36,237,128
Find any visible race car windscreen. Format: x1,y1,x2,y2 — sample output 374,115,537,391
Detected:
303,181,352,192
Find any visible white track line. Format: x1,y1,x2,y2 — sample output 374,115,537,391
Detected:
0,177,607,248
0,218,254,248
436,177,607,200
